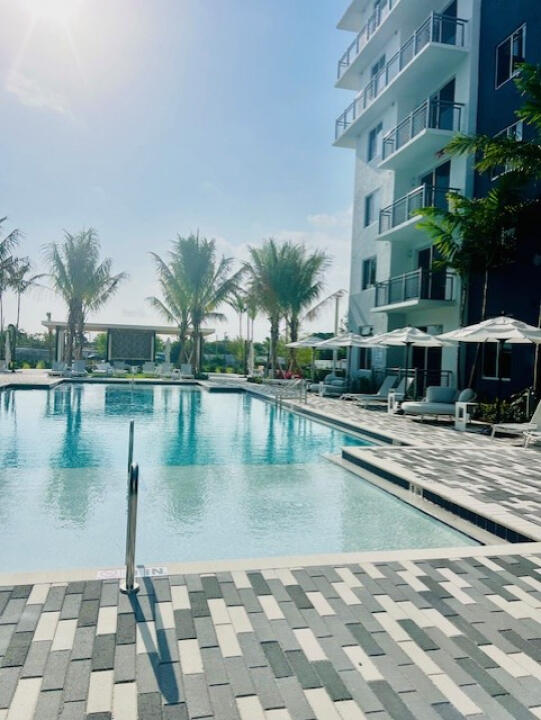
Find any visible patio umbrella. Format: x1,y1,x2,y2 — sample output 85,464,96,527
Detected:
438,315,541,418
316,333,372,384
370,326,448,399
286,335,327,380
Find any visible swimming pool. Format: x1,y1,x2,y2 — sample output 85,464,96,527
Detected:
0,384,477,571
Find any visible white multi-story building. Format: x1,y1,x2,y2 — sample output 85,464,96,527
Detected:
335,0,481,389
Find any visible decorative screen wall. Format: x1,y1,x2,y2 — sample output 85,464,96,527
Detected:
109,330,154,361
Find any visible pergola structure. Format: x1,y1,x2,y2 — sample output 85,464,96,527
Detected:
42,320,215,363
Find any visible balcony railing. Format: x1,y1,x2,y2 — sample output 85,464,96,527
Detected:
335,12,468,140
337,0,398,80
378,184,460,235
382,100,464,160
374,268,456,307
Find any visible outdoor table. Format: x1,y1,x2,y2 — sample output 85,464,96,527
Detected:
455,401,478,431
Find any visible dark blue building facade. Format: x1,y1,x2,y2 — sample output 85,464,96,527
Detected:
468,0,541,398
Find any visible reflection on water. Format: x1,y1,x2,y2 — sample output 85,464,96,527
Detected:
0,385,478,572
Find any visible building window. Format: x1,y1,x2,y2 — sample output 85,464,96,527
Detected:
364,190,380,227
496,24,526,89
362,257,377,289
482,342,511,380
491,121,523,179
358,347,372,370
367,122,383,161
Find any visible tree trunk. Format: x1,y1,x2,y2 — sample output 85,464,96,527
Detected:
16,293,21,331
468,269,489,388
287,315,300,374
269,316,279,378
193,323,201,374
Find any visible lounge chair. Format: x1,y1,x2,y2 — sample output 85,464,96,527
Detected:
491,400,541,440
70,360,88,377
142,362,156,374
342,375,397,402
355,376,413,407
180,363,195,379
113,361,128,376
94,362,113,376
314,374,348,397
48,361,68,377
402,387,476,421
156,362,173,378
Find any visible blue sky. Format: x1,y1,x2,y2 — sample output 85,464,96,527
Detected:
1,0,353,339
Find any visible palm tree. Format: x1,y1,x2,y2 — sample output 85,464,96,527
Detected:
444,63,541,183
228,291,247,340
46,229,127,364
278,244,329,372
9,258,45,330
245,239,288,377
148,234,240,374
0,217,20,338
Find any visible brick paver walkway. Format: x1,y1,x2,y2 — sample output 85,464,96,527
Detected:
2,548,541,719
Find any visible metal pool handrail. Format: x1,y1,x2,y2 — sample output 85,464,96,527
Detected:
121,463,140,594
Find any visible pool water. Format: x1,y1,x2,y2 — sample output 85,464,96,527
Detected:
0,384,477,571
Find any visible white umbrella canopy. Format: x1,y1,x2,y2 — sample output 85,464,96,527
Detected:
285,335,325,348
370,326,449,348
438,316,541,344
315,332,371,348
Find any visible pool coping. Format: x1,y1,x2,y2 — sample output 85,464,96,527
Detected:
1,540,539,588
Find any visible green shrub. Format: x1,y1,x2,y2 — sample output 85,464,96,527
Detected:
36,360,47,370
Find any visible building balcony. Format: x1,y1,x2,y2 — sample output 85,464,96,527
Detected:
378,184,460,243
336,0,400,87
379,100,464,171
334,13,468,148
372,269,457,314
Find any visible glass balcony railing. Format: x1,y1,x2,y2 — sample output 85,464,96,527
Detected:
374,268,456,307
337,0,398,81
382,100,464,160
378,184,460,235
335,13,468,141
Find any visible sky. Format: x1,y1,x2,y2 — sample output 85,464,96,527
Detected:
1,0,354,340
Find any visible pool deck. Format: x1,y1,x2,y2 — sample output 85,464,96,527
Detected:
2,374,541,718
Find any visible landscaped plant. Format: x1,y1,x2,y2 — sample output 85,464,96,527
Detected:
46,229,127,364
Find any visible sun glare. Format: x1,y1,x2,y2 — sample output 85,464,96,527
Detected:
23,0,80,24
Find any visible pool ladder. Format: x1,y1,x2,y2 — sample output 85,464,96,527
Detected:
120,420,140,594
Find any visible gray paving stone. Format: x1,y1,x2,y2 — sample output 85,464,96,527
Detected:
201,576,222,600
313,660,352,702
189,591,210,618
261,640,292,678
194,617,218,649
220,582,241,607
0,624,14,657
92,633,116,671
208,683,240,720
0,599,26,625
71,626,95,661
42,649,70,690
116,612,136,645
138,691,163,720
237,632,267,669
136,652,160,694
250,664,285,710
162,704,189,720
82,581,101,602
34,688,63,720
285,585,313,610
338,669,384,714
157,628,179,664
60,593,82,620
247,572,271,596
346,623,385,656
10,585,31,600
237,588,261,614
369,680,417,720
21,639,51,678
174,609,196,640
44,585,66,611
158,661,183,705
224,656,256,697
99,582,119,607
1,630,33,667
184,574,204,592
59,700,86,720
0,666,20,709
16,603,42,632
284,650,321,690
152,579,172,603
63,659,92,702
114,643,136,683
201,646,228,686
134,596,156,623
77,600,100,628
275,676,316,720
269,619,301,652
183,673,212,718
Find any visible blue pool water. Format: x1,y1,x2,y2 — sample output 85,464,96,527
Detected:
0,384,477,571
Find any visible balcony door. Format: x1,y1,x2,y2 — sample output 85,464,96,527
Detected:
417,246,446,301
421,160,450,210
430,79,455,131
411,325,443,395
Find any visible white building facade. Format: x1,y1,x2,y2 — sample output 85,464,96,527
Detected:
335,0,481,389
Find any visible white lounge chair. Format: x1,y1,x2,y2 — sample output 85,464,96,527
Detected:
180,363,195,379
355,376,412,407
113,361,127,376
70,360,88,377
94,362,113,375
156,362,173,378
402,387,476,421
341,375,396,402
142,362,156,374
491,400,541,440
48,361,68,377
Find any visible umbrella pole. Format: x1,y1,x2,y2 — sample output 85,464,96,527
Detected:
311,348,315,382
496,338,504,423
403,343,411,400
